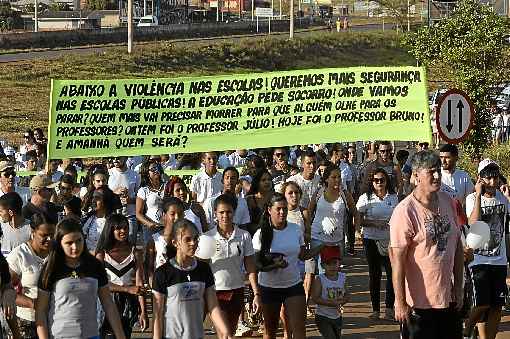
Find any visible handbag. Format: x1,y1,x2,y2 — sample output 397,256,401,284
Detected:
376,239,390,256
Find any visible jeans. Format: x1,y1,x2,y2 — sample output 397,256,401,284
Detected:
401,304,462,339
127,215,138,244
315,314,342,339
363,238,394,312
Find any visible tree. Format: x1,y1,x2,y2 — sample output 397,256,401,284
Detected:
403,0,509,154
371,0,417,30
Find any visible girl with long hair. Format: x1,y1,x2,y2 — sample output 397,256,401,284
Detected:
35,218,126,339
82,187,116,254
95,214,148,338
7,213,55,338
253,193,322,339
245,169,274,236
356,168,397,320
136,158,166,244
152,219,232,339
164,176,208,233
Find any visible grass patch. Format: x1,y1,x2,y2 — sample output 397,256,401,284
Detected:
0,31,413,142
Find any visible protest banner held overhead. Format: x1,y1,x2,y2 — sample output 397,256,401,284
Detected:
48,66,431,159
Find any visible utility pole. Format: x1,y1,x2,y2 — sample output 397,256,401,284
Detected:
407,0,410,31
289,0,294,38
128,0,133,53
34,0,38,32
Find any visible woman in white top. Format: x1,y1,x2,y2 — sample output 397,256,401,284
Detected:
7,213,55,339
253,193,322,339
309,165,359,262
136,159,166,244
146,197,185,286
356,168,397,320
82,187,116,254
96,214,148,338
200,194,261,334
164,176,208,233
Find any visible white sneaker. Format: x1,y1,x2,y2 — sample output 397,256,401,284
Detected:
235,321,252,337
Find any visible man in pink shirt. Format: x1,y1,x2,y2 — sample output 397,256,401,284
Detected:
389,150,464,339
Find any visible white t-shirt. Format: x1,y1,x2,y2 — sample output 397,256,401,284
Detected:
137,186,165,224
7,243,45,321
0,220,31,255
287,208,305,234
356,192,398,240
466,191,509,267
185,208,204,233
202,226,255,290
440,169,474,206
252,222,304,288
203,193,251,227
152,232,168,269
311,193,346,244
83,216,107,252
286,173,321,209
339,161,353,191
190,169,223,204
108,168,140,216
228,151,255,168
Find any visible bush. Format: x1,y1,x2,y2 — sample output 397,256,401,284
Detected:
458,144,510,181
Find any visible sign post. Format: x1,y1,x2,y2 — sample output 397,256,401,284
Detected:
435,88,474,144
255,7,273,34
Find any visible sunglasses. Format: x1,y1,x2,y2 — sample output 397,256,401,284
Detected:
379,149,391,154
1,169,15,178
149,166,161,173
274,153,286,158
373,177,386,183
59,185,72,191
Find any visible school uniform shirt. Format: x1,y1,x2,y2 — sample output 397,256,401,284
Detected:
190,169,223,204
202,193,251,228
137,185,165,224
466,191,510,267
252,222,304,288
356,192,398,240
202,226,254,291
0,220,31,256
7,242,46,321
108,168,140,217
316,272,346,320
286,173,321,209
440,169,474,206
153,259,215,339
38,258,109,338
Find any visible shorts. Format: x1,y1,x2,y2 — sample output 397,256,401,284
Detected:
470,264,508,307
305,239,344,274
259,282,305,305
401,304,462,339
217,288,244,331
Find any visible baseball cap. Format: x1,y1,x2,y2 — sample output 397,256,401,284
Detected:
320,246,341,264
30,175,57,191
0,161,15,172
478,159,499,175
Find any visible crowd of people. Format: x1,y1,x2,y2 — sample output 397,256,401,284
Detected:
0,128,507,339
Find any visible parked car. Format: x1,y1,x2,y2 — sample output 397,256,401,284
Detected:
137,15,159,27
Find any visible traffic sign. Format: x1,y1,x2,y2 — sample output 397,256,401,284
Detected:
255,7,273,17
435,88,474,144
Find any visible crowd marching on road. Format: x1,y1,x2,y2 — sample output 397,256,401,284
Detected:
0,129,508,339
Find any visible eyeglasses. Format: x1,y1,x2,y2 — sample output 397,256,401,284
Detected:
373,177,386,183
1,169,15,178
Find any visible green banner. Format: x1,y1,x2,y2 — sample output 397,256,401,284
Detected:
48,66,431,159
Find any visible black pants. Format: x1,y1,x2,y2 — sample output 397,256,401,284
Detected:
363,238,394,312
401,304,462,339
345,219,355,253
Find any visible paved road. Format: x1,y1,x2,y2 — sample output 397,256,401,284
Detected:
131,245,510,338
0,24,392,64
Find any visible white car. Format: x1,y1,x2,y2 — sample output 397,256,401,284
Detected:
137,15,159,27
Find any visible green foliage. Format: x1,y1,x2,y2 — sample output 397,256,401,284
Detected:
403,0,510,155
371,0,417,30
458,144,510,181
85,0,116,10
48,2,71,10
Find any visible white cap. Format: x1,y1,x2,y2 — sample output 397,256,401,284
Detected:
477,159,498,174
